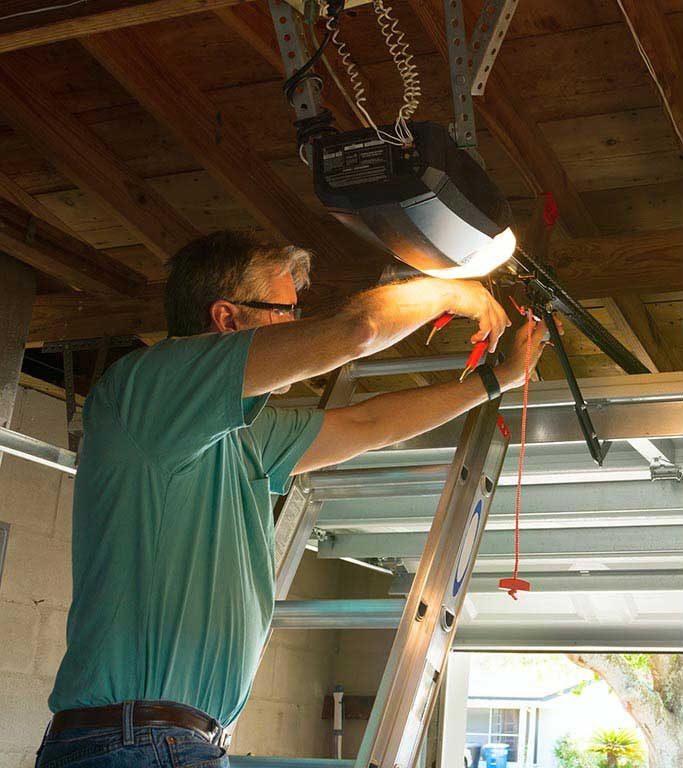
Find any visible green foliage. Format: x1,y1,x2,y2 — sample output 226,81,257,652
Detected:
620,654,650,671
554,735,598,768
555,730,646,768
589,729,646,768
572,679,592,696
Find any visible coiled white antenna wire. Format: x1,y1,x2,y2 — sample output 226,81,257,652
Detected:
321,0,421,146
372,0,421,144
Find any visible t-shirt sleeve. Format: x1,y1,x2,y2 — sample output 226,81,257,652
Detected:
250,406,325,494
106,331,269,470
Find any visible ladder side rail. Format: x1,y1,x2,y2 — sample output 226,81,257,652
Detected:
354,398,509,768
273,363,358,598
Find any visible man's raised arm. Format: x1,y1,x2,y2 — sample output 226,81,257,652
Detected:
294,320,549,474
243,278,510,397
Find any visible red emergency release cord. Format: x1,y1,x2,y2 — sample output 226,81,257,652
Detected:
499,304,535,600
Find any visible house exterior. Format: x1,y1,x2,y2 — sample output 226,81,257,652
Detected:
464,658,643,767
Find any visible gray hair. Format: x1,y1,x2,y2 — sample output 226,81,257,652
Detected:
164,230,312,337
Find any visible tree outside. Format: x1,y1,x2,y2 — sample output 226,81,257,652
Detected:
567,654,683,768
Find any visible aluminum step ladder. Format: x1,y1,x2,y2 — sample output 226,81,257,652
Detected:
233,353,510,768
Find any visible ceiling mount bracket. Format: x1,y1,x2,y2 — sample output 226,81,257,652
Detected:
443,0,519,154
268,0,327,164
650,458,683,482
469,0,520,95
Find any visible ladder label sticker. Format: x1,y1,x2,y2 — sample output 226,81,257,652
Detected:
452,500,483,596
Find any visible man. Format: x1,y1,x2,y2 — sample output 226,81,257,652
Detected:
38,231,548,768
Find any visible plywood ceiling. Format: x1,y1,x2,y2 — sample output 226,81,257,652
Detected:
0,0,681,395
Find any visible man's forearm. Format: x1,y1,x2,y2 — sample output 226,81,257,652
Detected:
245,277,502,397
295,363,518,473
343,277,472,350
347,363,517,451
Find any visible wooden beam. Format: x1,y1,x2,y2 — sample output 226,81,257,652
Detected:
603,298,658,373
0,0,245,55
216,3,283,71
0,252,35,436
548,228,683,299
406,0,599,240
19,372,85,406
616,0,683,148
0,198,144,297
28,287,166,347
0,55,198,262
607,295,679,372
216,1,360,132
82,28,349,265
0,170,86,242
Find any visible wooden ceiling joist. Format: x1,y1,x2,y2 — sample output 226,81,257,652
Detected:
0,198,144,297
616,0,683,148
0,169,86,242
608,295,679,373
27,287,166,347
0,0,245,55
0,56,198,261
548,227,683,300
81,27,350,265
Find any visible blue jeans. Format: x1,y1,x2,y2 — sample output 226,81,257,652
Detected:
36,703,229,768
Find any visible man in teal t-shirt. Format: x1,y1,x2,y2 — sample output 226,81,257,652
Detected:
40,231,546,768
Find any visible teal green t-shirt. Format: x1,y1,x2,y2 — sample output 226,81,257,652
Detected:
48,331,324,726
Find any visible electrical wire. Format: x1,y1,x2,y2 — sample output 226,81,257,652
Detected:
282,27,333,106
372,0,421,145
0,0,88,21
321,0,421,147
321,2,402,145
303,21,370,128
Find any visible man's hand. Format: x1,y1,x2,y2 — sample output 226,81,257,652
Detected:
497,318,561,389
447,280,511,352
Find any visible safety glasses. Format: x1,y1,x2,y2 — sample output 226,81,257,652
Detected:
227,300,302,320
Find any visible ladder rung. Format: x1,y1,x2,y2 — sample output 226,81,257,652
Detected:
348,354,468,379
272,599,404,629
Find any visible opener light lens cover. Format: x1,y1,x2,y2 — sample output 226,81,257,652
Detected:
422,227,516,279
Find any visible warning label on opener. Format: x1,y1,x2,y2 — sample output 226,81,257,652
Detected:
322,139,391,188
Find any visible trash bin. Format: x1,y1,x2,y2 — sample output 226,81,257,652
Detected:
482,742,509,768
466,743,482,766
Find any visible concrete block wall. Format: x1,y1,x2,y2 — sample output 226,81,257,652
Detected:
332,563,395,759
0,388,73,768
0,387,345,766
231,551,342,758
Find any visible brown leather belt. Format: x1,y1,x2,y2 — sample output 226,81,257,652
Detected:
50,702,223,744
